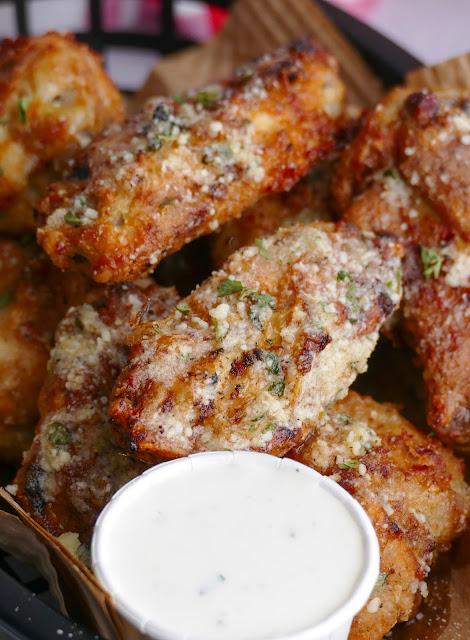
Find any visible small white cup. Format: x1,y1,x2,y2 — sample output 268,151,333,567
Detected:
92,451,380,640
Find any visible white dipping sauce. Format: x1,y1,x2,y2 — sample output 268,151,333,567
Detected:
92,453,370,640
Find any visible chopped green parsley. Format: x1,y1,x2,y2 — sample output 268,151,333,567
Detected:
217,278,244,297
337,459,360,470
420,245,443,279
269,379,286,397
264,351,280,375
255,237,269,259
262,423,277,434
18,96,29,124
159,197,177,208
64,211,82,227
46,422,72,447
176,303,191,315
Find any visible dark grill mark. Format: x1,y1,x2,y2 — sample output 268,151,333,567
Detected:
378,291,395,317
297,333,332,374
404,91,440,125
230,350,257,376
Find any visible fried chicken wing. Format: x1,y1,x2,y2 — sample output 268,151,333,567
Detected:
290,391,470,640
0,32,125,233
332,88,470,451
0,237,104,463
37,39,345,283
14,281,177,542
110,222,402,462
211,158,335,267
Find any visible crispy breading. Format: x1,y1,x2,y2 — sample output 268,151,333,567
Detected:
0,237,103,463
332,88,470,451
0,32,125,233
211,158,336,267
14,281,177,542
290,391,470,640
109,222,402,462
37,39,345,283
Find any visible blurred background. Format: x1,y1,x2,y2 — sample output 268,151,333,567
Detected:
0,0,468,91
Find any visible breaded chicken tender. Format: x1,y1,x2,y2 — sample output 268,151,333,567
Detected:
290,391,470,640
0,237,103,463
37,39,345,283
211,158,335,267
110,222,402,462
0,32,125,233
14,281,177,542
333,88,470,452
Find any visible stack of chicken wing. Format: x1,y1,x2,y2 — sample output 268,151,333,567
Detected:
1,31,469,640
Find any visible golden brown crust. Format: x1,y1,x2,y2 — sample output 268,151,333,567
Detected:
109,222,402,462
37,39,345,282
14,281,177,542
0,237,104,463
333,87,470,451
290,391,470,640
0,32,125,233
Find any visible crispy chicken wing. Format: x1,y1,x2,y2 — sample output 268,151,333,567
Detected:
333,88,470,451
110,222,402,462
37,39,345,282
0,32,125,233
290,391,470,640
14,281,177,542
0,237,104,463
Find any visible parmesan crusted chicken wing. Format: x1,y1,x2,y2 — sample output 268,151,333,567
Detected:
290,391,470,640
0,237,103,463
14,281,177,542
333,88,470,452
110,222,403,462
0,32,125,233
211,158,336,267
37,39,345,282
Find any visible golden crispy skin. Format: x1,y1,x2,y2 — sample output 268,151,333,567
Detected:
333,88,470,451
110,222,402,462
14,281,177,542
0,237,104,463
211,158,336,267
37,39,345,283
290,391,470,640
0,32,125,233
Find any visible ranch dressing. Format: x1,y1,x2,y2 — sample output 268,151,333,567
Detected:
92,452,371,640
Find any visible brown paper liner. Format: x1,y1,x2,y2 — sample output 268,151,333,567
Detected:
132,0,383,110
406,52,470,90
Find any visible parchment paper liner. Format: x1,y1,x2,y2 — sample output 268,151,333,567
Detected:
132,0,383,109
1,1,470,638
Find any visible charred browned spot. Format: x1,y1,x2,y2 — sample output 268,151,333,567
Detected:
209,183,227,199
230,384,242,399
21,464,46,514
297,332,332,374
378,291,395,317
230,350,257,376
404,91,440,125
230,407,245,424
196,400,215,423
124,429,147,454
208,348,224,361
388,520,403,537
161,392,174,413
289,38,317,55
